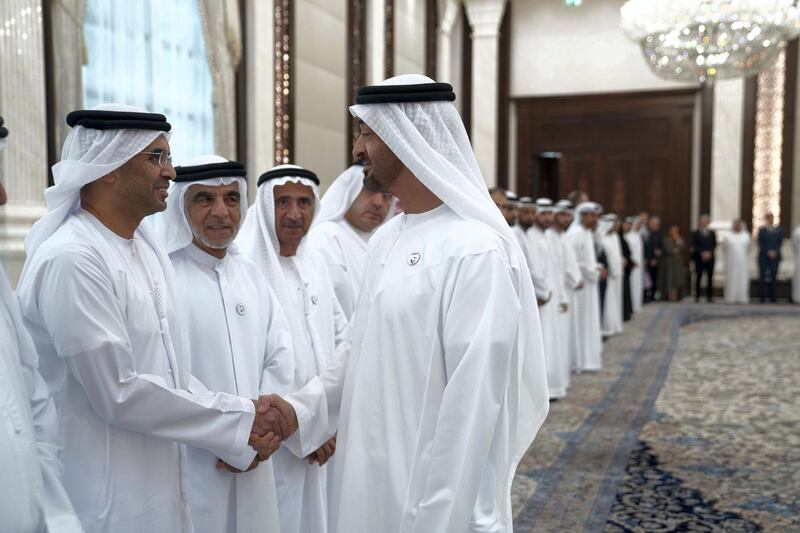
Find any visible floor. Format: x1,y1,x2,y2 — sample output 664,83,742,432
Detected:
511,302,800,533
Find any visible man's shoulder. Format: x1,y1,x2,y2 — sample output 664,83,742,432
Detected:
432,217,507,258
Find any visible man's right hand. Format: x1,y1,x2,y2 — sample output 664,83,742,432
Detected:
249,395,299,458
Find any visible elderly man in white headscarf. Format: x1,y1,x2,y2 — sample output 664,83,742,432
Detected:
567,202,605,371
150,155,295,533
0,117,83,533
599,213,624,337
252,75,549,533
15,105,284,533
236,163,347,533
306,162,394,318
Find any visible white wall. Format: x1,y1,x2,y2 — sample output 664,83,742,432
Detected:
395,0,427,76
295,0,348,189
510,0,693,97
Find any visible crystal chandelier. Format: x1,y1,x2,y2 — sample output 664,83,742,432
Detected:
620,0,800,84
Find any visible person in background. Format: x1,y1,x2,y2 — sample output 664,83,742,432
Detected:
724,219,751,304
658,224,687,302
691,214,717,303
757,212,784,303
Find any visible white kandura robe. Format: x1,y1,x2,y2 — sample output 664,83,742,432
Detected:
171,244,295,533
793,226,800,303
566,225,603,371
547,227,578,393
271,252,348,533
1,263,83,533
17,211,258,533
285,205,533,533
625,230,644,313
306,219,371,319
724,231,751,304
527,226,567,399
600,232,624,337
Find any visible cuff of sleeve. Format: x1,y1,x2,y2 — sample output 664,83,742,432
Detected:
285,394,314,458
215,398,257,471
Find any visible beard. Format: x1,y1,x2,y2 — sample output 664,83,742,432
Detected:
189,218,238,249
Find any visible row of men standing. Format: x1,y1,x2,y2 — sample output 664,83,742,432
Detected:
2,71,551,533
489,189,648,400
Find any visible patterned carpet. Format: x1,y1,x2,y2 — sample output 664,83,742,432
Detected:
511,303,800,533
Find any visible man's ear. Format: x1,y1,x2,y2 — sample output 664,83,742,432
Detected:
99,167,123,184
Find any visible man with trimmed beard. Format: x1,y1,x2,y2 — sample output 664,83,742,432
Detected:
306,163,393,318
567,202,605,371
151,155,294,533
526,198,568,399
237,164,348,533
547,200,582,388
253,75,549,533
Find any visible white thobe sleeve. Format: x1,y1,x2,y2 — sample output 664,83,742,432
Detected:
36,250,257,470
407,250,520,533
259,286,295,395
283,331,351,458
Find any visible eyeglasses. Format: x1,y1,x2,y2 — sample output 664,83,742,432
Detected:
140,150,173,168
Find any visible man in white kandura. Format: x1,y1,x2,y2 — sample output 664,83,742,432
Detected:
548,200,582,392
252,75,549,533
0,117,83,533
625,216,645,313
527,198,568,399
237,164,347,533
567,202,605,371
599,214,624,337
151,155,295,533
724,219,751,304
16,105,283,533
306,162,394,318
512,196,536,252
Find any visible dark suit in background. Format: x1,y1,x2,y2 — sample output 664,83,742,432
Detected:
644,230,663,301
691,228,717,302
757,225,784,302
619,231,633,320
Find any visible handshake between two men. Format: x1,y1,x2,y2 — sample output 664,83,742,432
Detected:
217,394,336,472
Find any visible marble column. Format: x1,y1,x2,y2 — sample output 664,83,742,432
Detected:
436,0,460,86
0,1,48,286
244,0,274,202
465,0,505,187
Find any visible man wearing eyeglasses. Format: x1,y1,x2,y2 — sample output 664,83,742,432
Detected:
16,104,286,533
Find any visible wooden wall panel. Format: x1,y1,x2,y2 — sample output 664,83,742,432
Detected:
514,89,697,237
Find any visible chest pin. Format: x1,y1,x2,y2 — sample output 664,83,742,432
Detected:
407,252,421,266
235,303,246,316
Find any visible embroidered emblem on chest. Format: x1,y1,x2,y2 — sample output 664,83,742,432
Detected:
407,252,421,266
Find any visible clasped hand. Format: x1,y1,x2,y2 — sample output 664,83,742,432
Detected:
248,394,299,459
